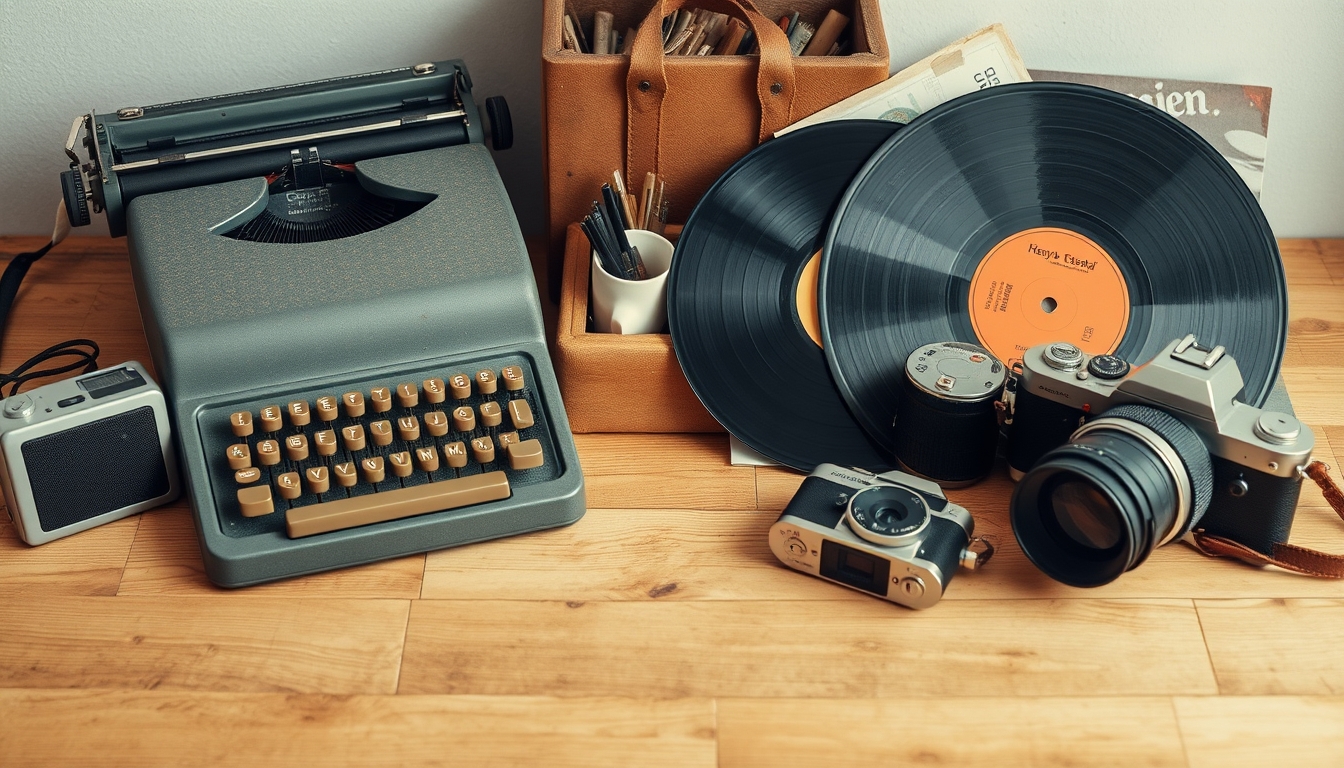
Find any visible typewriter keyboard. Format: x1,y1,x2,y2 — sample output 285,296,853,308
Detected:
202,356,561,538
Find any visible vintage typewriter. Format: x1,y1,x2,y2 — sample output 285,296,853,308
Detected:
59,60,585,586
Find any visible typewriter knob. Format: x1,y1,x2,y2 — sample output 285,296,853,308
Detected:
60,169,91,227
484,96,513,151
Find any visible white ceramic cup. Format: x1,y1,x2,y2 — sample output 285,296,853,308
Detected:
590,229,674,334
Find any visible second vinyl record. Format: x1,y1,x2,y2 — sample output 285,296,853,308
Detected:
821,82,1287,455
668,120,901,471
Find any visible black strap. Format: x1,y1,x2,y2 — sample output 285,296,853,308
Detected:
0,241,100,395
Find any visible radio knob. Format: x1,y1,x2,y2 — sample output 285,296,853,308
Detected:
2,395,34,420
786,537,807,556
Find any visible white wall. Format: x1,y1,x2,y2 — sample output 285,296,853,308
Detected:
1,0,1340,238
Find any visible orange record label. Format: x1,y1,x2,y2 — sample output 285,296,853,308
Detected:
796,250,824,348
967,227,1130,365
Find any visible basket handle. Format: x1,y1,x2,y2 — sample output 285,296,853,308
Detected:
625,0,797,184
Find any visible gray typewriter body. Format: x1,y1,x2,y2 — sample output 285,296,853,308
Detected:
65,62,585,586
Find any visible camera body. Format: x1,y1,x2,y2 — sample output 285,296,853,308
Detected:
0,362,179,545
770,464,976,609
1006,336,1312,556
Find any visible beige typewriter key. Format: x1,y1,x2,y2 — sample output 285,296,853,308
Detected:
314,429,338,456
501,365,525,391
237,485,274,517
395,383,419,408
443,441,468,468
230,411,254,437
315,395,340,421
256,439,281,466
286,471,511,539
508,399,536,430
452,406,476,432
509,439,545,471
389,451,414,478
286,400,312,426
284,434,309,461
478,401,502,427
226,443,252,470
475,369,498,395
342,391,366,418
341,424,367,451
235,467,263,485
334,461,358,488
370,386,393,413
306,466,331,495
397,415,420,441
361,456,386,483
448,373,471,400
498,431,519,455
259,405,284,432
276,472,302,501
415,446,440,472
471,436,495,464
422,378,446,404
370,420,394,447
424,411,449,437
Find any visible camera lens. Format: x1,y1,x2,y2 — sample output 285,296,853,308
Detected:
845,485,930,547
1010,405,1213,587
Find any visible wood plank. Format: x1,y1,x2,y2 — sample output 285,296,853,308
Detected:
1318,239,1344,285
0,596,409,693
718,697,1186,768
1175,695,1344,767
0,514,138,597
399,598,1216,697
0,690,715,768
1197,598,1344,695
1280,238,1332,286
1281,368,1344,426
118,505,426,598
755,465,806,511
573,433,756,510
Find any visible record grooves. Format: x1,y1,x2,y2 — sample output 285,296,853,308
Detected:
820,82,1286,455
668,120,901,471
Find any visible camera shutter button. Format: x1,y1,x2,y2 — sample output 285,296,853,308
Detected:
1253,412,1301,445
3,395,34,420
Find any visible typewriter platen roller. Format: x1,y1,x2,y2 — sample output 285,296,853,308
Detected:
59,61,584,587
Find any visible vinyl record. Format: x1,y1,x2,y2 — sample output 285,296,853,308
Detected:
821,82,1286,454
668,120,902,471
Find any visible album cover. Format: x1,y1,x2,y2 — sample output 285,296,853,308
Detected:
1031,70,1272,200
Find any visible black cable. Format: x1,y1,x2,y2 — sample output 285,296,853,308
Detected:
0,241,100,396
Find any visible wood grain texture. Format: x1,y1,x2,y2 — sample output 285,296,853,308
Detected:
0,690,716,768
1197,598,1344,695
1174,695,1344,767
400,598,1216,697
718,697,1187,767
0,596,409,693
574,433,756,509
0,513,138,597
118,505,426,598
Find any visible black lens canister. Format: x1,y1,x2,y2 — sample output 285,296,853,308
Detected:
893,342,1006,486
1009,404,1213,587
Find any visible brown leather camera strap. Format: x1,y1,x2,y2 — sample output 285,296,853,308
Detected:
1187,461,1344,578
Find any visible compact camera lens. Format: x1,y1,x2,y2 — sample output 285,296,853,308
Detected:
845,486,929,546
1010,405,1213,587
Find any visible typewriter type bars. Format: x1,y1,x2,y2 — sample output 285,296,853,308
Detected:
216,361,553,538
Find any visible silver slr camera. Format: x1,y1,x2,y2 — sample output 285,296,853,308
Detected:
0,362,179,545
1005,335,1313,587
770,464,989,609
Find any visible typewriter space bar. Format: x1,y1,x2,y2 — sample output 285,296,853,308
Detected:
286,472,511,538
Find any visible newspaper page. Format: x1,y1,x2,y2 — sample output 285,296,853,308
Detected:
776,24,1031,136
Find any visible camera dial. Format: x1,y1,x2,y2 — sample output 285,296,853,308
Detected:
1043,343,1084,371
844,485,930,546
1086,354,1130,380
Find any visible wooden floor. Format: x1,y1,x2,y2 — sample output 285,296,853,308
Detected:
1,236,1343,766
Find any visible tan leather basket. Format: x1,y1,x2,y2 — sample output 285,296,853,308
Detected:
541,0,889,292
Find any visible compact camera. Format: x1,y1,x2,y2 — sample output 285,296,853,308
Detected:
1005,335,1313,587
0,362,180,545
770,464,989,609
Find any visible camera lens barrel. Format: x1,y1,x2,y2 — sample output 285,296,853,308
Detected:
1010,404,1213,587
894,342,1006,486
